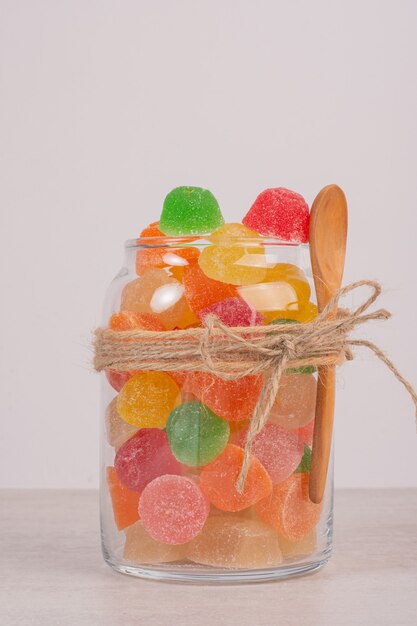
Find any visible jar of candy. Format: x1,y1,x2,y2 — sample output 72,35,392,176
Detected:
99,210,333,583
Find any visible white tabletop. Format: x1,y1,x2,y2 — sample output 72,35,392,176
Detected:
1,489,416,626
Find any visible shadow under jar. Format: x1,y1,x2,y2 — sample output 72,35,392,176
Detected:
100,234,333,583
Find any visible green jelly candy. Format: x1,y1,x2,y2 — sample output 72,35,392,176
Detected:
295,445,312,473
160,186,224,235
269,318,316,374
166,401,229,466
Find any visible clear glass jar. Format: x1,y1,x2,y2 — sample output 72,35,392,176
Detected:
100,235,333,583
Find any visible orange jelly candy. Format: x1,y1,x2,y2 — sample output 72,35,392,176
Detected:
200,444,272,512
174,371,263,422
139,221,164,237
256,473,321,541
136,245,201,276
109,311,166,331
183,263,237,316
106,466,140,531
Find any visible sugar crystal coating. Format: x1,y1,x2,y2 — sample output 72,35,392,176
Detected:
166,401,230,466
256,473,321,541
199,444,272,511
139,475,210,544
235,423,304,484
116,372,180,429
160,186,224,235
115,429,181,493
243,188,310,243
187,516,283,569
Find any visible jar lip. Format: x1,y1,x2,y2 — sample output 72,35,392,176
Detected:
125,236,309,249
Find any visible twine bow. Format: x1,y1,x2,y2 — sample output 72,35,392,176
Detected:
94,280,417,491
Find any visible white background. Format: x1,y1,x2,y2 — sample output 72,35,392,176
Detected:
1,0,416,489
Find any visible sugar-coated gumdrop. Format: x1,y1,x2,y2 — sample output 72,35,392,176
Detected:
106,466,140,530
268,373,317,429
105,398,138,449
263,300,318,325
295,445,312,473
199,297,263,327
278,529,316,559
109,310,166,331
173,371,263,422
105,369,135,392
116,372,180,429
139,221,164,237
256,473,321,541
183,263,237,315
166,402,229,466
238,263,310,316
199,444,272,511
139,475,210,544
121,269,194,329
187,516,283,569
124,521,188,564
296,419,315,447
160,186,224,236
199,224,267,285
209,222,259,243
115,429,181,493
235,423,304,485
243,188,310,243
136,245,200,276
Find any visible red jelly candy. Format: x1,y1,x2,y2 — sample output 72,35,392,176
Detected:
139,475,210,544
114,429,182,493
199,297,264,327
105,369,134,392
243,188,310,243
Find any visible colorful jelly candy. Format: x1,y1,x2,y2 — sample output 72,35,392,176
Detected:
209,222,259,243
105,398,137,450
114,429,182,493
186,516,283,569
296,419,315,447
199,224,267,285
139,221,164,237
264,300,318,324
116,372,180,429
121,268,194,329
139,475,210,544
199,297,263,327
243,188,310,243
268,373,317,429
109,310,166,331
105,369,135,392
166,402,229,466
136,245,200,276
199,444,272,511
159,186,224,235
124,521,188,564
256,473,321,541
278,530,316,559
183,263,237,315
235,423,304,485
295,445,312,473
106,466,140,530
174,371,263,422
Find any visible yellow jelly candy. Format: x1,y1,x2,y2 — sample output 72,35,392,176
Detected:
263,300,318,324
238,263,311,315
199,224,267,285
116,372,180,428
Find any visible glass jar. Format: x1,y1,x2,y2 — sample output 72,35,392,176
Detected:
99,235,333,583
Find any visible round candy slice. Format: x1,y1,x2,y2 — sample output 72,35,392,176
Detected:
114,428,181,493
256,473,322,541
166,401,230,466
243,188,310,243
268,373,317,429
106,466,140,530
160,186,224,236
139,475,210,544
116,372,180,429
235,423,304,484
199,444,272,511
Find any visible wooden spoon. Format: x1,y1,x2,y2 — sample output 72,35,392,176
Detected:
309,184,348,504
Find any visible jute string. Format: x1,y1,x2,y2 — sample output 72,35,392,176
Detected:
94,280,417,491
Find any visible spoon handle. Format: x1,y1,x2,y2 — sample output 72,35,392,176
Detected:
309,366,336,503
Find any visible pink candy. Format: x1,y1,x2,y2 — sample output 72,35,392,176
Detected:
199,297,263,327
139,475,210,544
114,429,181,493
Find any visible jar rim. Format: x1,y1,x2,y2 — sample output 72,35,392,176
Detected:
125,236,309,249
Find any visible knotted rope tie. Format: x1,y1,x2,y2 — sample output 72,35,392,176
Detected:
93,280,417,492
